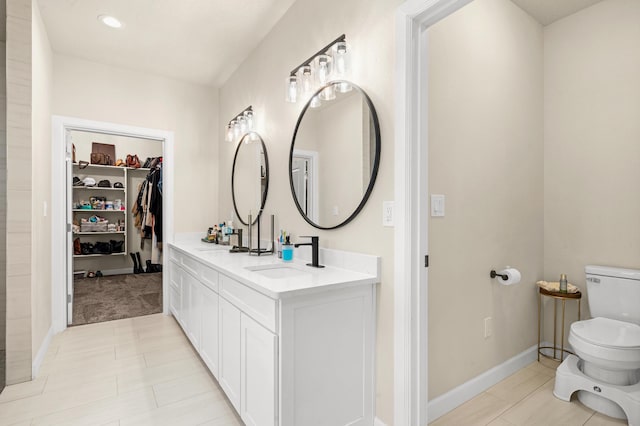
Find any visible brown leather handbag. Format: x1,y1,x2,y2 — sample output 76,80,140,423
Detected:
126,154,141,168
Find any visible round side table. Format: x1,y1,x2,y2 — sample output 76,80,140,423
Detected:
537,286,582,361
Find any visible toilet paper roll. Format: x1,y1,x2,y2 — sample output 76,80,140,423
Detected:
497,268,521,285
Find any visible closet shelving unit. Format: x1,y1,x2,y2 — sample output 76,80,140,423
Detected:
72,163,150,259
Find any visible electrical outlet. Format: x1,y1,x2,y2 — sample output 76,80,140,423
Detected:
484,317,492,338
383,201,394,227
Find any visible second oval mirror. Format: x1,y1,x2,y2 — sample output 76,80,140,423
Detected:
289,81,380,229
232,132,269,226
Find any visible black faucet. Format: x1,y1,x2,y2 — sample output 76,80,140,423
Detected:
294,236,324,268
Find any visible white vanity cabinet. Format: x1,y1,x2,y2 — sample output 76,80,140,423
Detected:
240,312,277,426
218,296,242,411
200,284,220,378
168,244,377,426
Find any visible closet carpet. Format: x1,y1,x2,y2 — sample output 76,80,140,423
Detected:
72,273,162,326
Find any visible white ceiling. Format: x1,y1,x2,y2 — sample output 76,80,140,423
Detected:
38,0,604,87
37,0,297,87
511,0,603,26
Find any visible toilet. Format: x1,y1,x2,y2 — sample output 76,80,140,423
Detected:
554,265,640,425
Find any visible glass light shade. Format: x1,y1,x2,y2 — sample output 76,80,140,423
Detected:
244,110,254,130
315,54,332,85
309,96,321,108
233,120,241,139
285,75,298,103
333,41,349,77
249,132,260,142
335,81,352,93
225,123,234,142
238,116,247,134
319,84,336,101
298,65,313,96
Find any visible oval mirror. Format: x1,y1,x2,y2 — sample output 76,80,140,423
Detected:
232,132,269,226
289,81,380,229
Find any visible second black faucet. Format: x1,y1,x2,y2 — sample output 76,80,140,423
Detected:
294,236,324,268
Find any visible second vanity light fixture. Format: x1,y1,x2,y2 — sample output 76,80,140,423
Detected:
285,34,351,106
225,106,256,143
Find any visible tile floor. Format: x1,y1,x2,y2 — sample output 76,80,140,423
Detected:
0,313,242,426
0,314,630,426
430,357,629,426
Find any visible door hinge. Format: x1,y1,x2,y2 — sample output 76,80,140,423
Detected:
425,255,429,268
67,223,72,232
67,294,72,303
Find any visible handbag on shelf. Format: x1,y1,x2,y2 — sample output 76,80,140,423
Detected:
126,154,141,168
90,152,112,165
91,143,116,166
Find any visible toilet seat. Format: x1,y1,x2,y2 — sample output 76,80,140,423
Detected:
571,318,640,349
569,318,640,371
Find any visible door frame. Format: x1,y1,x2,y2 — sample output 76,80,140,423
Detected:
394,1,473,425
291,149,319,222
51,115,175,333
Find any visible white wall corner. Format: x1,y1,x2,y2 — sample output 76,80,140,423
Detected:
374,417,389,426
32,326,54,378
427,344,540,422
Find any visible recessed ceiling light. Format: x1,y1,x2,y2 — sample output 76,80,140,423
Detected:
98,15,123,29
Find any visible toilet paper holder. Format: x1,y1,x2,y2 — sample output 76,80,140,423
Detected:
490,270,508,281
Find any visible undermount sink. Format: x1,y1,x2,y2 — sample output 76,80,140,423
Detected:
245,264,310,279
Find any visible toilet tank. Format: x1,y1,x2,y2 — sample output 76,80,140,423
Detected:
585,265,640,325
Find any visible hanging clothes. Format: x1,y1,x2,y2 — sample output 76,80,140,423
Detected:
131,157,163,261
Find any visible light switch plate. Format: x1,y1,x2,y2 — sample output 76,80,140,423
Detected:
383,201,394,227
431,194,445,217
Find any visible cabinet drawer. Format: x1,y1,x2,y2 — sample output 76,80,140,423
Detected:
181,252,200,277
169,260,181,290
169,248,180,263
220,274,277,333
199,263,219,293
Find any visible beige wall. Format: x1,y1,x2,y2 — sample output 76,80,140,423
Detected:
427,0,544,398
6,0,33,384
31,0,52,365
543,0,640,320
52,54,220,234
218,0,400,421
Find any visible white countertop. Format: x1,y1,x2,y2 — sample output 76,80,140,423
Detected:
169,238,380,299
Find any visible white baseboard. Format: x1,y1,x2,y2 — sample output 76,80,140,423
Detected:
32,326,54,378
427,343,539,422
373,417,388,426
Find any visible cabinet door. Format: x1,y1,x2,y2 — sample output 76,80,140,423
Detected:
200,285,219,379
219,297,241,411
168,261,182,321
185,272,202,350
241,313,277,426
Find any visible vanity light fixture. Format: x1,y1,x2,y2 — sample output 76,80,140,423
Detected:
98,14,123,29
225,106,254,143
285,34,349,104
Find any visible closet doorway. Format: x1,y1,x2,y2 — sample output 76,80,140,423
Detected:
52,117,175,332
70,131,164,326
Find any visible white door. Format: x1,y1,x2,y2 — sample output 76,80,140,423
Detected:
240,313,277,426
219,297,241,411
200,285,219,378
291,150,318,223
66,130,74,324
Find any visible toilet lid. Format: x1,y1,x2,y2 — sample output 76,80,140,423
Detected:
571,318,640,349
